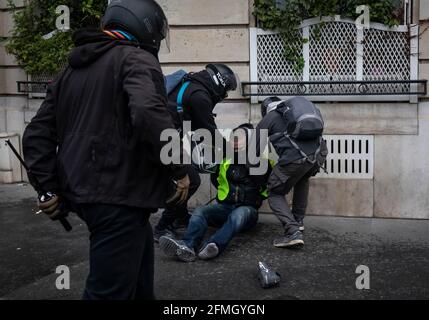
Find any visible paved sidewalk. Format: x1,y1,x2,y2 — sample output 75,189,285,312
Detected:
1,183,428,300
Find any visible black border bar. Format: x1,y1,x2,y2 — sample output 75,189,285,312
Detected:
18,79,428,96
241,80,428,97
17,81,51,93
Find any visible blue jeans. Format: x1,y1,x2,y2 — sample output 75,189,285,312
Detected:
183,203,258,253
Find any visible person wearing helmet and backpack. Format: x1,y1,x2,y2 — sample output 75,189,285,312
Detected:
249,96,328,249
153,64,239,241
22,0,189,300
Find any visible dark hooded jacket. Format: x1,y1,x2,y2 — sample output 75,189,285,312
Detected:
22,29,187,210
166,71,224,140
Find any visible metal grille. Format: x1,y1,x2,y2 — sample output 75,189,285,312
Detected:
17,81,50,94
250,18,417,101
316,135,374,179
363,28,410,94
257,32,303,95
21,60,68,97
308,22,357,95
28,73,58,98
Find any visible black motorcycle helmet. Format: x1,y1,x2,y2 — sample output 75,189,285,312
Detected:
101,0,169,54
206,64,238,99
261,96,282,117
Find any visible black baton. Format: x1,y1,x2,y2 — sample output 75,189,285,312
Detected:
5,139,72,232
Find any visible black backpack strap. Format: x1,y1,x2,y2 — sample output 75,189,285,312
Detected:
284,134,327,174
310,136,328,173
315,136,328,173
284,133,316,164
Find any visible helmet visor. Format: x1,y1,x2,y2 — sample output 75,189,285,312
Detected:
159,18,170,54
267,100,283,114
225,72,241,98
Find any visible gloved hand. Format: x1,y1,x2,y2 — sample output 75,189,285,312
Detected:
166,174,190,205
38,194,61,220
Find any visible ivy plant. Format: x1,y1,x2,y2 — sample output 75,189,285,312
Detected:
6,0,107,76
253,0,402,73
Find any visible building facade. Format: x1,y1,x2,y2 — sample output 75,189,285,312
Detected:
1,0,428,219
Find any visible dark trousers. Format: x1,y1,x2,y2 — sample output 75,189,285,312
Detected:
268,162,318,235
75,204,154,300
156,165,201,230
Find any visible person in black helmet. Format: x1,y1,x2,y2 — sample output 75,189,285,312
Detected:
153,63,238,241
22,0,189,300
249,96,327,249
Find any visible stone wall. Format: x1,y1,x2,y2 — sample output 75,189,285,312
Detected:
364,0,429,219
0,0,252,206
248,0,429,219
0,1,26,182
1,0,27,138
369,0,429,219
1,0,429,219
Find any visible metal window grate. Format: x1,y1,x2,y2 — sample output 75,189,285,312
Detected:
308,22,357,95
363,28,410,94
316,135,374,179
249,17,420,102
257,32,303,95
18,61,68,97
27,73,58,98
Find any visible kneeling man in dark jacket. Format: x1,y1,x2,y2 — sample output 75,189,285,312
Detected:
159,124,270,262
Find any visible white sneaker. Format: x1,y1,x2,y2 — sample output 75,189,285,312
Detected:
198,243,219,260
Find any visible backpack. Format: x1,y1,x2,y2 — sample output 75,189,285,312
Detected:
164,70,192,121
276,97,324,140
164,69,187,95
275,97,328,172
164,70,216,174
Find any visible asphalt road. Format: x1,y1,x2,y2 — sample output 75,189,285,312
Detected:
1,183,429,300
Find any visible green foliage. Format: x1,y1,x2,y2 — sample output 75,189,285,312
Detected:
253,0,402,73
6,0,107,75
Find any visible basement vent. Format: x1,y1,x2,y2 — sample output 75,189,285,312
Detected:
316,135,374,179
